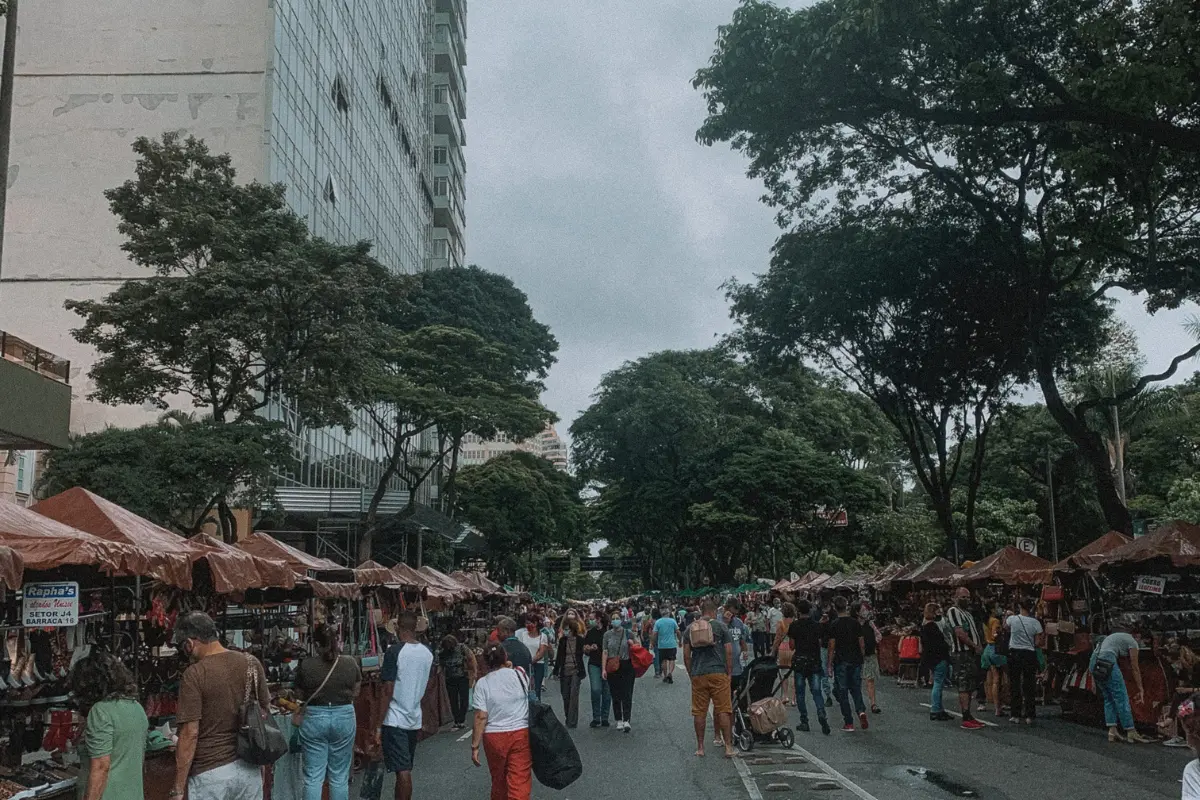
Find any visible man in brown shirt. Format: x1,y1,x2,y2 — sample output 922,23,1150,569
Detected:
170,612,271,800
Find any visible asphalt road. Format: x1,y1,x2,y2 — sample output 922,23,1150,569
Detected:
371,669,1193,799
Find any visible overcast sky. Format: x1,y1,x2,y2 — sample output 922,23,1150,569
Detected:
466,1,1199,441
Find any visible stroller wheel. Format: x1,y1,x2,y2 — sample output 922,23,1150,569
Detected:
736,729,755,752
778,727,795,749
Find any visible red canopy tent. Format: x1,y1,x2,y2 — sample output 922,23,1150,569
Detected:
893,557,958,586
32,488,199,589
1054,531,1133,575
355,560,400,587
949,546,1053,586
188,533,296,592
238,532,344,574
0,498,182,582
1100,521,1200,568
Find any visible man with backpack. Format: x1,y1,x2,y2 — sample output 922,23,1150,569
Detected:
682,599,735,758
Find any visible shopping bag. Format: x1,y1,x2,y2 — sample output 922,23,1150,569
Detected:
629,643,654,678
528,696,583,788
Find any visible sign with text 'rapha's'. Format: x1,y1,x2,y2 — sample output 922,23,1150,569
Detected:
22,581,80,627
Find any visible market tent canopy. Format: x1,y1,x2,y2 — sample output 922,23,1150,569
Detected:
238,532,345,574
355,560,399,587
188,533,296,592
869,563,912,590
1054,531,1133,574
451,570,506,596
1101,521,1200,568
949,546,1052,586
0,498,177,579
0,545,22,590
893,557,958,586
419,565,480,599
32,488,197,589
305,579,362,599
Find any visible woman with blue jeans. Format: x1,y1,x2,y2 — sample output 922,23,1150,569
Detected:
1090,629,1152,743
920,603,953,721
295,624,362,800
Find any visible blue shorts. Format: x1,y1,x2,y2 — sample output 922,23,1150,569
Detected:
382,726,419,773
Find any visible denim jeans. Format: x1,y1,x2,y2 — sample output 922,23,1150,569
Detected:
833,662,866,725
653,647,662,677
299,704,356,800
819,648,833,701
1091,651,1134,730
795,669,828,725
588,663,611,722
930,660,949,714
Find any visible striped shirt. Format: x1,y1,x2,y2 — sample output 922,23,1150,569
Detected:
944,606,981,654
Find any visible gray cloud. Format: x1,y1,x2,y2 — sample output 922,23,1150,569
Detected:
467,1,1200,439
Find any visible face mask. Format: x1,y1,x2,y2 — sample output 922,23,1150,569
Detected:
611,619,622,628
586,618,597,628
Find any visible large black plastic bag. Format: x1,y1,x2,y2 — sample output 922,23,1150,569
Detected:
528,697,582,789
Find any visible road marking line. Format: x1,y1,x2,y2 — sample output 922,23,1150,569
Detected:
784,743,881,800
456,730,472,742
734,756,764,800
919,703,998,727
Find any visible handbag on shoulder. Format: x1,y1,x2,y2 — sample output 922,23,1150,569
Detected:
237,654,289,765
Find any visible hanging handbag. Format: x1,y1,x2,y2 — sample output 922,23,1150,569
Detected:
1041,586,1065,602
236,654,289,765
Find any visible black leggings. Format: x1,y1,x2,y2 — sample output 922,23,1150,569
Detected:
446,675,470,725
609,660,635,722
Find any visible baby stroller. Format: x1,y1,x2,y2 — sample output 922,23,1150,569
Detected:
731,656,795,752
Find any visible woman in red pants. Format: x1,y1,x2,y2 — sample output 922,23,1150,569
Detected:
471,642,533,800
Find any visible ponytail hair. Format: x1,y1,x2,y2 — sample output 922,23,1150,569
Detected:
313,623,340,662
483,642,509,670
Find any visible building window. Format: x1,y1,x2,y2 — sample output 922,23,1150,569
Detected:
434,85,450,104
331,74,351,114
433,146,448,165
434,177,449,197
432,239,449,258
323,176,339,206
14,452,30,495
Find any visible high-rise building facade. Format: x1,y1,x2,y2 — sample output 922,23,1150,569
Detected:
459,425,570,473
0,0,467,500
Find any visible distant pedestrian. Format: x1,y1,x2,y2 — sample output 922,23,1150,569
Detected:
858,605,883,714
945,588,985,730
516,614,551,700
746,605,768,659
471,643,533,800
497,617,533,678
603,612,636,731
827,597,867,732
683,599,735,758
764,599,784,643
771,602,797,706
921,603,952,722
652,607,681,684
439,635,476,732
1091,624,1151,743
1004,598,1044,726
982,601,1009,718
583,614,611,728
553,611,586,728
788,599,830,735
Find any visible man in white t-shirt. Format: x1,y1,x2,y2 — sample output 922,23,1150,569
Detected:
379,611,433,800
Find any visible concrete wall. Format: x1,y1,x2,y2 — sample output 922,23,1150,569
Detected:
0,0,271,433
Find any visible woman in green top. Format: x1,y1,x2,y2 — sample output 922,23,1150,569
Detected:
69,651,147,800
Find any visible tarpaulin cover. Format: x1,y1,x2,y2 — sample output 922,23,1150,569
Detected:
419,565,479,599
0,545,22,590
869,563,912,590
355,560,399,586
780,571,822,591
893,557,959,586
452,570,506,596
32,488,197,589
238,532,344,574
1054,531,1133,574
0,498,174,579
306,579,362,599
390,562,434,590
188,533,296,593
950,546,1052,586
1101,521,1200,568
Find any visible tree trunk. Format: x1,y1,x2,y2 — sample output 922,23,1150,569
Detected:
359,424,405,564
217,499,236,544
1038,356,1132,534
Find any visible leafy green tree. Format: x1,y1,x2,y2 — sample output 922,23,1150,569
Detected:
1165,478,1200,524
696,0,1200,534
1127,373,1200,509
66,134,391,540
857,508,943,564
729,207,1036,554
558,569,600,601
455,451,585,585
38,412,287,535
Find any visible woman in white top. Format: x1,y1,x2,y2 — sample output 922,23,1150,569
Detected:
471,642,533,800
514,612,551,700
1003,598,1043,725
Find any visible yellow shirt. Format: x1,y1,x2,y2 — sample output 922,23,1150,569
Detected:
985,617,1001,645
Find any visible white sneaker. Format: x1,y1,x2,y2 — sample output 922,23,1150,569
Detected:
616,721,627,731
623,721,632,733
